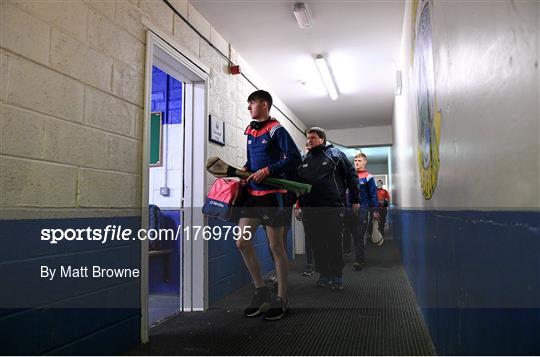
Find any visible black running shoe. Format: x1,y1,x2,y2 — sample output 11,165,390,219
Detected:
243,289,271,318
302,265,314,276
263,297,289,321
331,277,344,291
353,262,364,271
264,272,277,283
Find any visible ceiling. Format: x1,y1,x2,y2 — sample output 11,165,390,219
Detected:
191,0,405,130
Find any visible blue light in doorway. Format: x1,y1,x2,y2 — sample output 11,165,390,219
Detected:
151,66,183,125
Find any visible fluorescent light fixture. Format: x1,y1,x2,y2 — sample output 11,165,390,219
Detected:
293,3,311,29
327,51,363,95
315,55,338,100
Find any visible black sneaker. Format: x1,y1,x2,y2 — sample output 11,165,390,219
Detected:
263,297,289,321
344,250,352,257
302,265,314,276
353,262,364,271
264,272,277,283
243,289,271,318
331,277,343,291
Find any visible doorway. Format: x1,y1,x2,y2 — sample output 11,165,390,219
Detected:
147,65,184,326
141,29,209,342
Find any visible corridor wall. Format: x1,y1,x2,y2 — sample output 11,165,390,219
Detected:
0,0,307,354
392,0,539,354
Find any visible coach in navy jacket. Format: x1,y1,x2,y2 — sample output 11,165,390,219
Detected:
296,127,359,291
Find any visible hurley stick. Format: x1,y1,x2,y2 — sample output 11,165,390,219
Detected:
205,156,250,178
205,156,312,196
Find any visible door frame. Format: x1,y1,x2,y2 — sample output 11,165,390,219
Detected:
141,27,209,343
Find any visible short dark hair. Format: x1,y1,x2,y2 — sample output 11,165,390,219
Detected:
247,90,273,109
306,127,326,143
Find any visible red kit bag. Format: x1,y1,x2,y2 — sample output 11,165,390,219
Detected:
202,178,244,222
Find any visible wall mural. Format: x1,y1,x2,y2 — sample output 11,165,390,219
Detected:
411,0,442,200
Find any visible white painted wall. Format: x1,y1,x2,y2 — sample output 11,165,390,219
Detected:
149,124,184,208
366,163,388,175
393,0,539,209
326,125,393,147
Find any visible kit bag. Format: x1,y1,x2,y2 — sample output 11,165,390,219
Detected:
202,178,244,222
371,220,384,245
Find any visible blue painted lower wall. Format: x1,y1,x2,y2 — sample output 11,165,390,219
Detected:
392,209,540,355
149,210,181,294
0,216,141,355
208,217,294,304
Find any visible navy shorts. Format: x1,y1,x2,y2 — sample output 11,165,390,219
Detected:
238,193,292,227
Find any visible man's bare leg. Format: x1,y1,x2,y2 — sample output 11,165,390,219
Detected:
236,217,264,288
265,225,288,299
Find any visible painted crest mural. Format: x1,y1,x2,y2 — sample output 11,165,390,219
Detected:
411,0,442,200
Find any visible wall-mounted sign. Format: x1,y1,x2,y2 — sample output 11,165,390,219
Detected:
149,112,163,166
209,115,225,146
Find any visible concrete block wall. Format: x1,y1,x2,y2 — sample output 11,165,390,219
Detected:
1,0,144,215
1,0,307,354
1,1,147,353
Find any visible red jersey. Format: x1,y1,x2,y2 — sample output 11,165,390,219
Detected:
377,188,390,203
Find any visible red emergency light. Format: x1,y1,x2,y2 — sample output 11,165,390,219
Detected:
229,65,241,75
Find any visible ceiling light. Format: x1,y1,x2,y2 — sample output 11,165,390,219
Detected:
315,55,338,100
293,3,311,29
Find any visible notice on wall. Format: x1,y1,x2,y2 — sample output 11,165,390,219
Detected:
209,115,225,146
